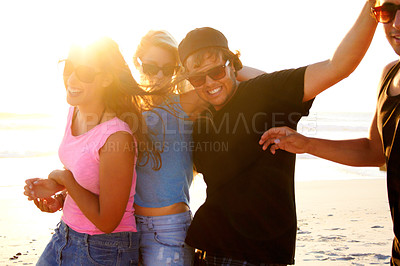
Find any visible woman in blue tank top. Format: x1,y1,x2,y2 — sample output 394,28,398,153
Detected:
133,30,208,266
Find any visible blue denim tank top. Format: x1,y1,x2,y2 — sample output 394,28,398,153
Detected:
135,95,193,207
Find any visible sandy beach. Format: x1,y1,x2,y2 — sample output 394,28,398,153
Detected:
0,185,61,265
295,179,392,265
0,163,393,265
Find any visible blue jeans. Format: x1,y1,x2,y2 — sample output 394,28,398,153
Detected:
37,220,139,266
135,210,195,265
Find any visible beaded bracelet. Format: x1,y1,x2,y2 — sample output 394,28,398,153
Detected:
54,190,67,211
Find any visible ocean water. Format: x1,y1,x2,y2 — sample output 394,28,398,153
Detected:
0,113,65,187
295,112,386,182
298,112,375,139
0,111,386,187
0,113,65,158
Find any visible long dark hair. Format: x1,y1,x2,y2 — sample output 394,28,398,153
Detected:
67,37,163,169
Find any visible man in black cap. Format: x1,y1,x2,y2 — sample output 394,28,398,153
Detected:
179,1,377,265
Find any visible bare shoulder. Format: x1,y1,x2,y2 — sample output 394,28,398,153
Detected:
106,131,133,142
376,60,400,94
101,131,134,155
380,60,399,80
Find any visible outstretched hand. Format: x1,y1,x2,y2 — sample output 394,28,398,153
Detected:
24,178,64,200
259,126,310,154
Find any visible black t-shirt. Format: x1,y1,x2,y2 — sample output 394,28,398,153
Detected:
188,66,312,264
377,61,400,263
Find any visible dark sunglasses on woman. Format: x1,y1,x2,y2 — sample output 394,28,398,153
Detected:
137,58,180,77
188,60,230,87
59,59,101,83
371,3,400,24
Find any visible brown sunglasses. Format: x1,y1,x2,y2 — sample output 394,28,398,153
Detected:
188,61,230,87
371,3,400,24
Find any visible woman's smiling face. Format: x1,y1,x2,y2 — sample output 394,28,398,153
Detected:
63,51,107,108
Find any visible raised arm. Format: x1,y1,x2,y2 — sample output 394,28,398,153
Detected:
259,112,385,167
303,0,378,102
49,131,135,234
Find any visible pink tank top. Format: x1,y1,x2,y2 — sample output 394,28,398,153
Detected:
60,107,137,234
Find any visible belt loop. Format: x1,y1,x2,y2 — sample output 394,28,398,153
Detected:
84,234,89,246
128,232,132,248
64,222,69,241
148,216,154,230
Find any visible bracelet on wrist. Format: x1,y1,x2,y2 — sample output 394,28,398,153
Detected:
54,191,67,211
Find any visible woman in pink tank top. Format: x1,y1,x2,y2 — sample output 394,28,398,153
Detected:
23,37,162,266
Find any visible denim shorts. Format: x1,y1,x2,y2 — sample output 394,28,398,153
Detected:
135,210,195,265
36,220,139,266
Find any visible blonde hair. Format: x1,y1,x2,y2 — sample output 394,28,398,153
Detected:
133,30,191,94
134,30,178,68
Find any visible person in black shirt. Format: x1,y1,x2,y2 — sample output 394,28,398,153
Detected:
259,1,400,265
178,1,377,265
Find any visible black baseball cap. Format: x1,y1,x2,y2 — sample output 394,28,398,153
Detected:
178,27,229,64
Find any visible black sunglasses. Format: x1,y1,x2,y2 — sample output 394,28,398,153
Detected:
371,3,400,24
188,61,230,87
59,59,101,83
138,58,180,77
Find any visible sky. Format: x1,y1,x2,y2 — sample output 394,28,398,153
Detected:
0,0,398,115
